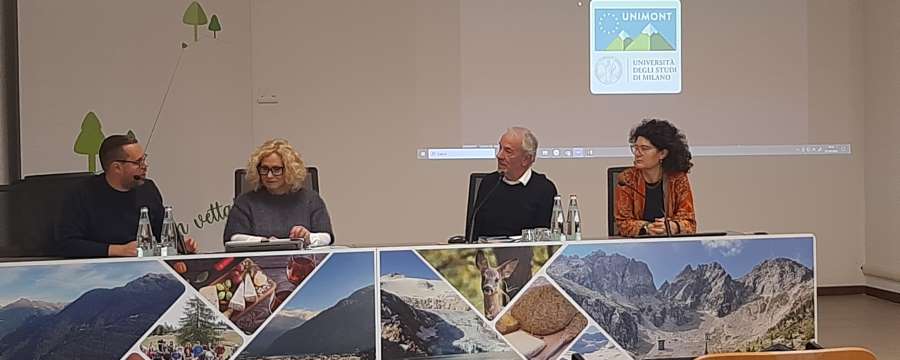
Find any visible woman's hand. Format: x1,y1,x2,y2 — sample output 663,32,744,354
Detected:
647,220,666,235
648,218,678,235
289,225,311,245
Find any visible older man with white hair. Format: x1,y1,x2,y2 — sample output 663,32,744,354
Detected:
470,127,558,240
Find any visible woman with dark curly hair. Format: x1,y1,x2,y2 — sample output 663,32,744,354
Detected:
615,119,696,236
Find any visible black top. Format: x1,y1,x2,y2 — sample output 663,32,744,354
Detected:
223,188,334,245
56,175,164,258
472,171,558,238
642,181,665,222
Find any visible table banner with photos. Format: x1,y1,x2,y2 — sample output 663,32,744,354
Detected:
0,234,816,360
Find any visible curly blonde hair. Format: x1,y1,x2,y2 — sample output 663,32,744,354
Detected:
245,139,307,192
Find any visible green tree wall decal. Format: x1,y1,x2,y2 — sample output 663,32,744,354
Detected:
208,14,221,39
73,111,105,172
183,1,208,42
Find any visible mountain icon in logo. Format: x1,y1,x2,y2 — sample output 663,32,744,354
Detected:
605,30,633,51
605,23,674,51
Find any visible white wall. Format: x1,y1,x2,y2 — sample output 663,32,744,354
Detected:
457,0,810,148
249,0,867,286
18,0,253,242
15,1,875,288
863,0,900,293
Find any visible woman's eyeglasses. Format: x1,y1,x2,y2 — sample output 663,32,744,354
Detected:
629,144,657,155
257,166,284,176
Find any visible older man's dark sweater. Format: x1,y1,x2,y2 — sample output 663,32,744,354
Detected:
472,171,558,239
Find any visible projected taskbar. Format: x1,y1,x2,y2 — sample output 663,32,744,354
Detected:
416,144,851,160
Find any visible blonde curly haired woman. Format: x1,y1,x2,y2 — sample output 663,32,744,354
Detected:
224,139,334,247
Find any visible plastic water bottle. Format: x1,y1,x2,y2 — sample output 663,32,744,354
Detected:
566,194,582,241
551,195,566,241
159,206,178,257
136,207,156,257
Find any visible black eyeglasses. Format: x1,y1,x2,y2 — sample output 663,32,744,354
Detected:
257,165,284,176
114,154,149,167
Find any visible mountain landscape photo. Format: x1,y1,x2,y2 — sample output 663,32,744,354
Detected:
246,308,318,352
560,326,631,360
0,298,66,339
380,250,519,360
0,269,183,360
238,251,376,360
547,239,815,359
259,286,376,359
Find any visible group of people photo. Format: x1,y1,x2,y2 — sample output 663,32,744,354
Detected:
141,341,229,360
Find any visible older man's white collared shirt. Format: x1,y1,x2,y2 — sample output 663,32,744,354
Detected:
502,168,533,186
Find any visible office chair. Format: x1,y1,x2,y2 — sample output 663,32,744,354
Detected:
9,172,95,257
607,166,630,236
463,172,491,243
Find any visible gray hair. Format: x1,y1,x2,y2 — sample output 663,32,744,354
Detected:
506,126,538,159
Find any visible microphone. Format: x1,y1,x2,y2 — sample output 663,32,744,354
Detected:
129,45,187,186
467,171,505,243
144,43,189,153
616,174,672,237
133,174,148,186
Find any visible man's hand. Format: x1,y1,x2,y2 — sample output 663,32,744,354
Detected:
289,225,311,245
109,241,138,257
184,236,199,254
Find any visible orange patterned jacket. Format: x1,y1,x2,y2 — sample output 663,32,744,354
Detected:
615,167,697,236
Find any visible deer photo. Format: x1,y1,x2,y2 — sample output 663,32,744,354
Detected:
475,249,519,320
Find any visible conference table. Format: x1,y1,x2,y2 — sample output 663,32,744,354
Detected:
0,233,817,360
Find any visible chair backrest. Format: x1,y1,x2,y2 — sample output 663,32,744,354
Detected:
607,166,631,236
695,347,877,360
7,172,95,257
0,187,10,256
464,172,491,242
234,167,319,198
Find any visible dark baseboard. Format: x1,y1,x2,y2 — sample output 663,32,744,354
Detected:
865,286,900,304
818,285,900,304
818,285,867,296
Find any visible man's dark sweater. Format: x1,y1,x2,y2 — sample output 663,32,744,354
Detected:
472,170,558,239
56,175,164,258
